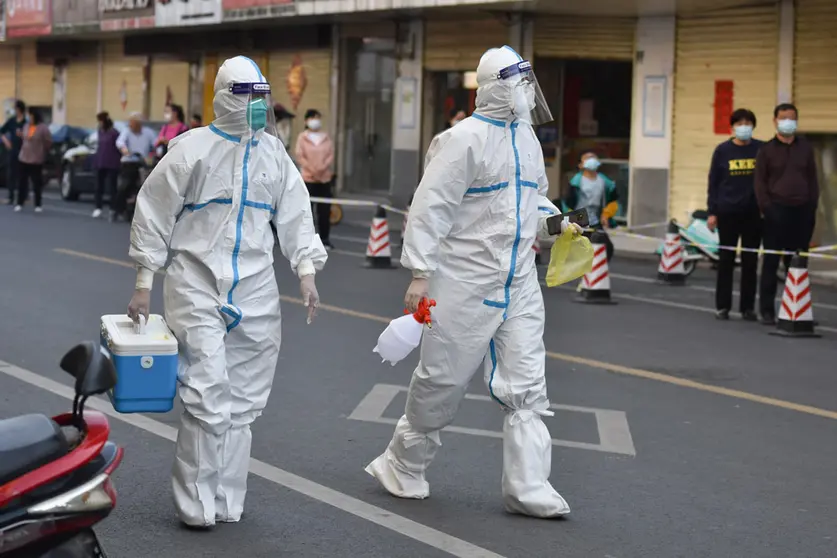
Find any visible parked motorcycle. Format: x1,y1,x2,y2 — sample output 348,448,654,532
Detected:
0,342,123,557
114,153,152,223
655,210,720,277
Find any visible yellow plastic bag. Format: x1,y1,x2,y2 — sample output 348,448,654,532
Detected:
545,231,594,287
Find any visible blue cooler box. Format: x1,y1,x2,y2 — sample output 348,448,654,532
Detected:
100,314,178,413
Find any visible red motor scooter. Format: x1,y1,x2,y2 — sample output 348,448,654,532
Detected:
0,342,124,557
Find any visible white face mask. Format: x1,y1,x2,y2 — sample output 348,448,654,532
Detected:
163,112,172,123
307,119,322,131
512,83,536,122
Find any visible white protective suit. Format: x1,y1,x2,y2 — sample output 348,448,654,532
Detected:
129,56,327,527
365,46,570,518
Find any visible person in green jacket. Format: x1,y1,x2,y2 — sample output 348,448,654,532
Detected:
559,151,619,259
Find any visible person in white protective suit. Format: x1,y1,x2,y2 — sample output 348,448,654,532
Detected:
126,56,327,528
365,46,580,518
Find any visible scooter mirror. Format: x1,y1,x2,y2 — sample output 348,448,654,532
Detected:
60,342,117,397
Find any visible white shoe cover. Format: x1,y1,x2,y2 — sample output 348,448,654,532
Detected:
501,410,570,518
365,415,441,499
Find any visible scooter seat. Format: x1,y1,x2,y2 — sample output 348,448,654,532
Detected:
0,414,70,487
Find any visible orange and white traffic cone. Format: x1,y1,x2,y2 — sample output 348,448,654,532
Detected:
365,205,395,269
575,231,617,304
657,220,686,285
771,254,820,338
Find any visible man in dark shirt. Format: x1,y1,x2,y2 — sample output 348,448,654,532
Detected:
0,100,27,205
754,103,820,325
707,108,763,321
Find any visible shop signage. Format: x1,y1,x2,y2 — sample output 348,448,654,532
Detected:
99,0,154,31
5,0,52,37
53,0,99,34
713,80,734,136
156,0,220,27
222,0,294,22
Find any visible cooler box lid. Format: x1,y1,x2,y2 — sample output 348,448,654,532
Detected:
101,314,178,356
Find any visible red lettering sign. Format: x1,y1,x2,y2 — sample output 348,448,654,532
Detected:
714,80,734,136
6,0,52,37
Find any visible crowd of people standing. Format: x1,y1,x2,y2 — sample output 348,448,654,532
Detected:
1,100,53,213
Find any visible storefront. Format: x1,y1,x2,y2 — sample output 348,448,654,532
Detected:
268,48,332,149
52,0,101,127
421,15,508,153
339,21,397,194
533,16,635,217
148,56,192,123
0,46,17,113
17,43,55,119
793,0,837,245
669,5,779,221
101,39,148,120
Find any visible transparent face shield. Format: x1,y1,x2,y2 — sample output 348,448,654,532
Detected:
498,60,554,126
215,82,277,141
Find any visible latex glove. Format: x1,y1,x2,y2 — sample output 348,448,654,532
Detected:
707,215,718,232
562,220,583,237
127,289,150,323
404,278,429,313
300,275,319,324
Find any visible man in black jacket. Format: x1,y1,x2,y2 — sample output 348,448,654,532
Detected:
754,103,819,325
0,100,27,205
707,108,763,321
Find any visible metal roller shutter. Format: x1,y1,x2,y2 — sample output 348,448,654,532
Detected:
794,0,837,133
65,56,99,127
18,43,54,108
268,49,331,144
101,40,146,120
670,6,778,219
534,16,635,60
0,46,17,105
424,16,508,71
149,57,190,122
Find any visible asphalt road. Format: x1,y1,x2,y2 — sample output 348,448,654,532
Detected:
1,191,836,558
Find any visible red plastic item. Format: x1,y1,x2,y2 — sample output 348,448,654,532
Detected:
405,298,436,326
0,411,111,506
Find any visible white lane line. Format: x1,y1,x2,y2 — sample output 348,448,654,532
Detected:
0,361,506,558
610,272,837,312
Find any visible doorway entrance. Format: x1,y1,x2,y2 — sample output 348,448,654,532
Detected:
342,37,397,193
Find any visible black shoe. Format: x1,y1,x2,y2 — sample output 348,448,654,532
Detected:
741,310,758,322
715,309,730,320
760,314,776,326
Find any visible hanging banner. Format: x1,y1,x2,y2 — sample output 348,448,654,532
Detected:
156,0,220,27
99,0,154,31
53,0,98,33
713,80,734,136
222,0,294,22
5,0,52,37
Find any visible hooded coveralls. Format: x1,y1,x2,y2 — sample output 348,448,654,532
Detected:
129,56,327,526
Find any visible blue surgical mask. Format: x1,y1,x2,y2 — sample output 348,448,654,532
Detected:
777,119,797,136
247,99,268,131
733,125,753,141
582,158,601,172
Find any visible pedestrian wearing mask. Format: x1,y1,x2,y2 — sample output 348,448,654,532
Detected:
706,108,763,321
754,103,819,325
155,104,189,158
1,100,27,205
15,107,52,213
295,109,335,249
561,151,618,260
92,111,122,219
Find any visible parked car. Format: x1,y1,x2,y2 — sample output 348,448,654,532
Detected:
60,120,164,202
47,123,93,183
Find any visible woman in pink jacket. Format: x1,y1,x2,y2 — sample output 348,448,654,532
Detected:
154,103,189,158
295,109,335,248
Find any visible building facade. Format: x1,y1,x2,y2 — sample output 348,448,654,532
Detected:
0,0,834,245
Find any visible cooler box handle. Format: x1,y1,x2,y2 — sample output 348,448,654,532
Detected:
134,314,147,335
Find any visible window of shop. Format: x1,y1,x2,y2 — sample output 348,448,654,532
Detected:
535,57,632,223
